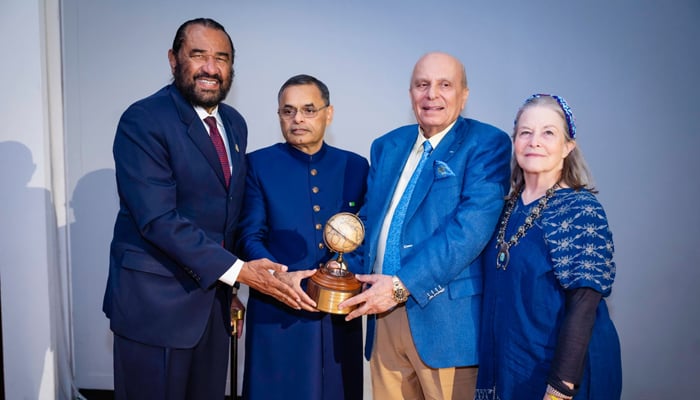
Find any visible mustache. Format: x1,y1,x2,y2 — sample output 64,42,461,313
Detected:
193,72,223,83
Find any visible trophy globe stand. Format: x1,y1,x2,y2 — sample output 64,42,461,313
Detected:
306,212,364,314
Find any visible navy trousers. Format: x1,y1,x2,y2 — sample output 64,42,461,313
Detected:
113,287,230,400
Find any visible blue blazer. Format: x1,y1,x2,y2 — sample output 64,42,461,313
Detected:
103,85,247,348
362,117,511,368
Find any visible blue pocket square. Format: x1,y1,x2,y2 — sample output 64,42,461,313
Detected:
433,160,455,179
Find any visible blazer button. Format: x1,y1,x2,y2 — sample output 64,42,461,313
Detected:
315,223,322,230
318,242,325,249
310,169,318,176
312,186,319,194
313,205,320,212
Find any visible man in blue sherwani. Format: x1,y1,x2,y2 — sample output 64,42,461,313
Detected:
236,74,368,399
340,52,512,399
103,18,300,400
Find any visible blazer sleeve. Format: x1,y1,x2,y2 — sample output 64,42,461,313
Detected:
235,154,277,262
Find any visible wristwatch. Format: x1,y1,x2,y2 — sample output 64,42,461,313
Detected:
391,276,409,304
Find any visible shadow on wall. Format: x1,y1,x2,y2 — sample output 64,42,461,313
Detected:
69,168,119,389
0,141,57,399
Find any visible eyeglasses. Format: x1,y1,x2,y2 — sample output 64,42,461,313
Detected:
278,105,329,120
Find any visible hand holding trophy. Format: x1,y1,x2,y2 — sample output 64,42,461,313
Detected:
306,212,364,314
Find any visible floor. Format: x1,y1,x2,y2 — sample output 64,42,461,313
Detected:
78,389,239,400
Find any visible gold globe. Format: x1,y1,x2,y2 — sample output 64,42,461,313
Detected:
323,212,364,254
306,212,365,314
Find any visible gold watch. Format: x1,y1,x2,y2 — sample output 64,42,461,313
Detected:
391,276,409,303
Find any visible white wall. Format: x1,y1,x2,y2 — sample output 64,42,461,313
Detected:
0,0,72,399
51,0,700,398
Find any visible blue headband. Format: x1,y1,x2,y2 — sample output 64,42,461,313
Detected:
520,93,577,139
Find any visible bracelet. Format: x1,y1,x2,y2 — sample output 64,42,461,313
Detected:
546,385,572,400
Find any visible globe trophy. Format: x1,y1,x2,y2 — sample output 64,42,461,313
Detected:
306,212,364,314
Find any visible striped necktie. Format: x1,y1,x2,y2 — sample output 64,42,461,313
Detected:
204,116,231,187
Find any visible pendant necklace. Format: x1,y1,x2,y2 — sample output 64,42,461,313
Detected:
495,184,558,270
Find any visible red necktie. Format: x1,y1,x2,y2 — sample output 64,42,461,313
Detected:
204,116,231,187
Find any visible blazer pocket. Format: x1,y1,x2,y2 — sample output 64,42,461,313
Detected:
120,250,175,278
448,276,483,299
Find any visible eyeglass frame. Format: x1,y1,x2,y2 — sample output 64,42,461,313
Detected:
277,104,330,120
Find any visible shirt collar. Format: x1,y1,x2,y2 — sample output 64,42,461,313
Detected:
194,105,220,122
414,119,456,152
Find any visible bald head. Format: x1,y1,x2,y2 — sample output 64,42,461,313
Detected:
412,52,468,89
409,52,470,137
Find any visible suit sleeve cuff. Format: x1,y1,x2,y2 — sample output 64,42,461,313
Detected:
219,259,245,286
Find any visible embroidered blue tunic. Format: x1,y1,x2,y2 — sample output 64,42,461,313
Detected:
237,142,368,400
475,189,622,400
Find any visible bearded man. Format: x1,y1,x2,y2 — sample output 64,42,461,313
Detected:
103,18,302,400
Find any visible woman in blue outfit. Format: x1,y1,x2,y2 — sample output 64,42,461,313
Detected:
475,94,622,400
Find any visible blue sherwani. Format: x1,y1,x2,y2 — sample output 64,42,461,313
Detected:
362,116,511,367
237,142,368,400
103,85,247,397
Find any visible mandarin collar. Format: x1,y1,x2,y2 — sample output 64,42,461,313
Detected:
283,142,328,163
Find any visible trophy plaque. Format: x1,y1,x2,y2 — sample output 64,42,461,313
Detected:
306,212,364,314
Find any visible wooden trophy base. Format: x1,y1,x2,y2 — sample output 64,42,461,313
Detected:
306,267,361,314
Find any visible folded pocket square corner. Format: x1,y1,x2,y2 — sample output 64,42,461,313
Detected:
433,160,455,179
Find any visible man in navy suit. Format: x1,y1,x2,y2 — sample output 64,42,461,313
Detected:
103,18,301,400
340,52,512,399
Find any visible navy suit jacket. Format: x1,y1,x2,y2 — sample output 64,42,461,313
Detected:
103,85,247,348
362,117,511,368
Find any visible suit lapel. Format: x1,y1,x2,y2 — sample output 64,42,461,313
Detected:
377,132,414,214
170,86,229,189
405,118,467,221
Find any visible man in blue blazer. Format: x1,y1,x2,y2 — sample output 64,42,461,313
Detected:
340,52,512,399
103,18,300,400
